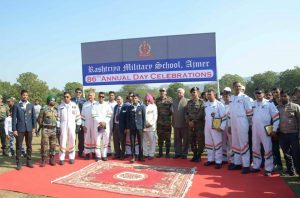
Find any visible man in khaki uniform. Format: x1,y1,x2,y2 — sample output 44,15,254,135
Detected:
38,96,58,167
0,95,10,156
277,90,300,177
185,87,205,162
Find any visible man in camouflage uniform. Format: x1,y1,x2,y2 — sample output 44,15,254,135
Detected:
185,87,205,162
0,95,10,156
38,96,58,167
155,88,173,158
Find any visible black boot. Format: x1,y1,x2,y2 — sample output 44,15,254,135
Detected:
165,147,170,158
190,152,197,162
50,155,55,166
40,157,46,167
194,153,201,162
157,147,163,158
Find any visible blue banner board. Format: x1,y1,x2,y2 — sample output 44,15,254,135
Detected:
81,33,216,86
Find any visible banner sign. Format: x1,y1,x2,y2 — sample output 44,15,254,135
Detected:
81,33,216,86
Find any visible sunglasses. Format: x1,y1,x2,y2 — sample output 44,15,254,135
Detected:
99,96,105,98
76,91,82,94
64,96,70,98
255,92,262,95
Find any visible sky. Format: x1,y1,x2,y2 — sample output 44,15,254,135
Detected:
0,0,299,91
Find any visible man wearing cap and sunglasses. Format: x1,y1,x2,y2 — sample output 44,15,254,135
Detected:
57,92,81,165
251,88,279,176
38,95,58,167
155,88,173,158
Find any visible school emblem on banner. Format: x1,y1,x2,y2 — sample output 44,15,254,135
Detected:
139,40,152,57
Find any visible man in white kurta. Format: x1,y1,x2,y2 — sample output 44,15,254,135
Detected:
81,92,97,160
92,92,113,161
228,82,253,174
58,92,81,165
251,88,279,176
143,94,158,159
204,89,226,169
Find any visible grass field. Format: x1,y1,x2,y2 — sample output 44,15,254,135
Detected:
0,134,299,197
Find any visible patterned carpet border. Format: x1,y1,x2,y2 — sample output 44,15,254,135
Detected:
51,161,196,198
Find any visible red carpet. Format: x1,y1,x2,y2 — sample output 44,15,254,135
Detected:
0,157,296,198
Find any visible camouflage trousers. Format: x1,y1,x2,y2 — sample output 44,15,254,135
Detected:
41,128,57,158
157,126,171,148
189,126,204,155
0,122,9,154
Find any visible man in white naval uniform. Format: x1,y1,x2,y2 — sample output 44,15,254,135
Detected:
204,89,227,169
81,92,97,160
143,94,158,160
93,92,113,161
58,92,81,165
107,91,117,156
251,88,279,176
228,82,253,174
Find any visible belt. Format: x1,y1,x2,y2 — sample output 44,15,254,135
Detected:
43,125,56,129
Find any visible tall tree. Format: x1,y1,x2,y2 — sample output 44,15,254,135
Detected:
219,74,246,91
245,71,279,97
0,80,18,101
279,66,300,92
167,83,190,99
15,72,49,102
64,82,83,96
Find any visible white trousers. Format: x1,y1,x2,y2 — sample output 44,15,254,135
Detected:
143,130,156,157
84,123,97,154
205,126,223,164
95,129,109,158
222,126,233,162
231,116,250,167
59,123,76,160
252,125,274,172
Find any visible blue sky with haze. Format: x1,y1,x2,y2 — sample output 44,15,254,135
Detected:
0,1,299,91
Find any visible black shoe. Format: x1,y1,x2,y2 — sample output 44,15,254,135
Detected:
84,154,90,160
120,155,125,160
113,155,120,160
107,153,112,157
181,155,187,159
173,155,181,159
26,162,34,168
69,159,75,164
59,160,64,165
222,161,228,165
102,157,108,161
215,163,222,169
16,162,22,170
242,167,250,174
92,153,96,159
138,157,145,162
157,154,163,158
204,161,215,166
78,153,84,158
148,156,154,160
228,164,242,170
193,156,201,162
264,171,272,177
40,159,46,167
250,168,260,173
95,158,101,162
165,154,170,158
49,156,55,166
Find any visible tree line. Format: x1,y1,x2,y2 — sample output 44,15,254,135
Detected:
0,66,299,104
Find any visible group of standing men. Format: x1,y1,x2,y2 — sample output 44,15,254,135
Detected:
0,84,299,180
